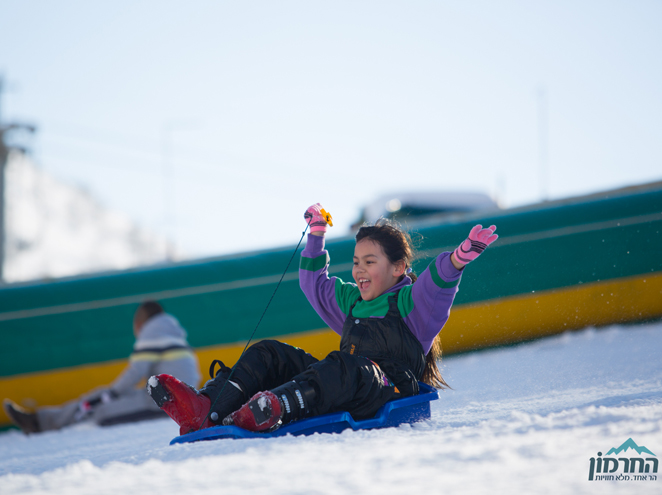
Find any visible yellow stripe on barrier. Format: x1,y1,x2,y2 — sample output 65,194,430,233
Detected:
1,360,127,426
441,272,662,354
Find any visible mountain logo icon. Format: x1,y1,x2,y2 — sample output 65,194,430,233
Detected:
605,438,656,457
588,438,658,481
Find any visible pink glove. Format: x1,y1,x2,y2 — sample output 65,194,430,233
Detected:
453,225,498,266
304,203,333,233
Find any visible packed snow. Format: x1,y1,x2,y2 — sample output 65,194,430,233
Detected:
1,320,661,494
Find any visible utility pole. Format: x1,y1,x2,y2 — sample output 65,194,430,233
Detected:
160,122,198,262
537,86,549,201
0,75,36,282
161,124,176,262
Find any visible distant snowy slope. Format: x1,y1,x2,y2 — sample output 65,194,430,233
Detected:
1,321,660,494
2,151,175,283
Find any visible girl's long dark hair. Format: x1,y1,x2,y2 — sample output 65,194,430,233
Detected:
355,219,450,390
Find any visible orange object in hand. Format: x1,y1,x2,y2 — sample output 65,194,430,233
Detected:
320,208,333,227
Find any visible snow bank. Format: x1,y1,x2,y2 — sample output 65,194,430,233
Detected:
1,321,661,494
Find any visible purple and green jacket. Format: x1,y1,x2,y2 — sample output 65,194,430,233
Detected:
299,234,463,354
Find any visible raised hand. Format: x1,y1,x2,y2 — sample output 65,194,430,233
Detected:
452,224,498,267
304,203,333,233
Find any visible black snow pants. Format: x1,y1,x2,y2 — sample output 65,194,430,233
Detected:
225,339,400,420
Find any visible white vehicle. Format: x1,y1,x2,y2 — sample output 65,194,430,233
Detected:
352,191,500,230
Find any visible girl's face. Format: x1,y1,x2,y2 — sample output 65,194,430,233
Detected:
352,239,405,301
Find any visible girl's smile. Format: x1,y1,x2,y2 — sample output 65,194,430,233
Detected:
352,239,405,301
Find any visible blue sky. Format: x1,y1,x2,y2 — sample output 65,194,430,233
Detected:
1,1,660,258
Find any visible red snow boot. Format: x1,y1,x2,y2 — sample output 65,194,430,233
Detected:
223,390,283,432
223,380,316,432
147,374,213,435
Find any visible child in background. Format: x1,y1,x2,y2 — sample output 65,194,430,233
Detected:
5,301,200,434
148,204,497,434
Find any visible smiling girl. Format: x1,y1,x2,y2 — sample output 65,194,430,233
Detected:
148,203,497,434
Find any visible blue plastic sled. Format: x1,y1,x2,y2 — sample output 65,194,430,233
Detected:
170,382,438,445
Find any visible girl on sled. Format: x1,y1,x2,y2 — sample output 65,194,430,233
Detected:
148,203,498,435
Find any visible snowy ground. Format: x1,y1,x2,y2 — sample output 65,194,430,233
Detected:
1,321,661,495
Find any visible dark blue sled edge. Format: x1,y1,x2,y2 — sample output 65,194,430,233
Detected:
170,382,439,445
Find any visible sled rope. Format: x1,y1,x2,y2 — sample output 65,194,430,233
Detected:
198,219,312,430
